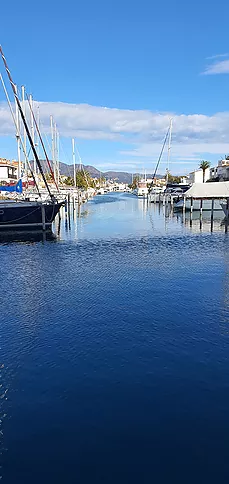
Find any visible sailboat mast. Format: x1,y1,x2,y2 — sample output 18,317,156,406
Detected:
29,94,37,177
57,129,60,187
72,138,76,188
50,115,55,180
0,74,40,194
21,86,27,179
15,85,21,179
54,123,59,187
166,118,173,183
0,45,53,198
79,145,82,172
149,124,170,190
26,93,58,190
36,105,40,160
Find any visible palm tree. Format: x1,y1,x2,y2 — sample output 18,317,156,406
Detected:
199,160,211,183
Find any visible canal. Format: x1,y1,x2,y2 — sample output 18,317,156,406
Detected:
1,193,229,483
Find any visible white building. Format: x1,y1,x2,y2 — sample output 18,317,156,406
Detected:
114,183,127,191
180,176,189,185
211,159,229,181
188,168,210,184
0,159,18,183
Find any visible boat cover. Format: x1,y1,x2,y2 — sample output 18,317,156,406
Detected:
184,182,229,199
0,179,23,193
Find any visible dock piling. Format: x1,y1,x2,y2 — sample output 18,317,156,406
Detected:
41,204,46,231
225,198,229,233
211,199,214,232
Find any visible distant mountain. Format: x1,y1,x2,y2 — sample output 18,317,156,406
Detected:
33,160,101,178
58,162,101,178
34,160,163,184
103,171,133,183
103,171,165,183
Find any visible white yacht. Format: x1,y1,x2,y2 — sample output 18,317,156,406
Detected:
133,180,148,198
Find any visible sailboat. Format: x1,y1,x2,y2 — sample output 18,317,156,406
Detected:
0,46,63,230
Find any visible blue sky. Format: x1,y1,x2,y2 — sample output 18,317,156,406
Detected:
1,0,229,174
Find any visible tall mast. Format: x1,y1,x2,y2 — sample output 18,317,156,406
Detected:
50,115,56,183
29,94,36,176
21,85,27,179
72,138,76,188
26,93,58,190
0,45,53,198
75,143,82,171
15,85,21,179
36,104,40,161
149,124,170,191
166,118,173,183
78,143,82,172
54,122,59,187
57,126,60,186
0,74,40,194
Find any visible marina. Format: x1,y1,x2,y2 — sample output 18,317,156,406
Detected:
1,2,229,482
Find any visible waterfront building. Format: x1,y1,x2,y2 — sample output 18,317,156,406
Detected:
210,159,229,181
188,168,210,184
0,158,19,184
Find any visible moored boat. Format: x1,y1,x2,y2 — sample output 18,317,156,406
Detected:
0,46,63,231
0,200,64,230
133,180,148,198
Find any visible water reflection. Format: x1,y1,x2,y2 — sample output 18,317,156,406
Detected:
220,249,229,335
0,194,227,246
53,193,228,241
2,192,229,484
0,230,57,244
174,210,225,233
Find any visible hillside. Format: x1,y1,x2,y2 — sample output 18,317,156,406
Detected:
35,160,162,184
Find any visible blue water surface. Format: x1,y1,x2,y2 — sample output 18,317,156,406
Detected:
1,193,229,483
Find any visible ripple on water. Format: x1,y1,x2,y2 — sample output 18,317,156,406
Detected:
1,195,229,483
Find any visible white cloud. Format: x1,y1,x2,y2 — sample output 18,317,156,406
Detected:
1,100,229,144
121,142,229,161
1,100,229,171
203,59,229,75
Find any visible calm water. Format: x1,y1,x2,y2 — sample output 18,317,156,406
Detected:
1,193,229,483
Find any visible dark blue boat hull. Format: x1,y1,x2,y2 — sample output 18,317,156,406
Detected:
0,201,63,230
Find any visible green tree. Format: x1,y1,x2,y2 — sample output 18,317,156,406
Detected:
129,175,140,189
76,170,97,189
64,171,96,189
167,173,181,184
64,176,74,186
75,171,87,189
199,160,211,183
